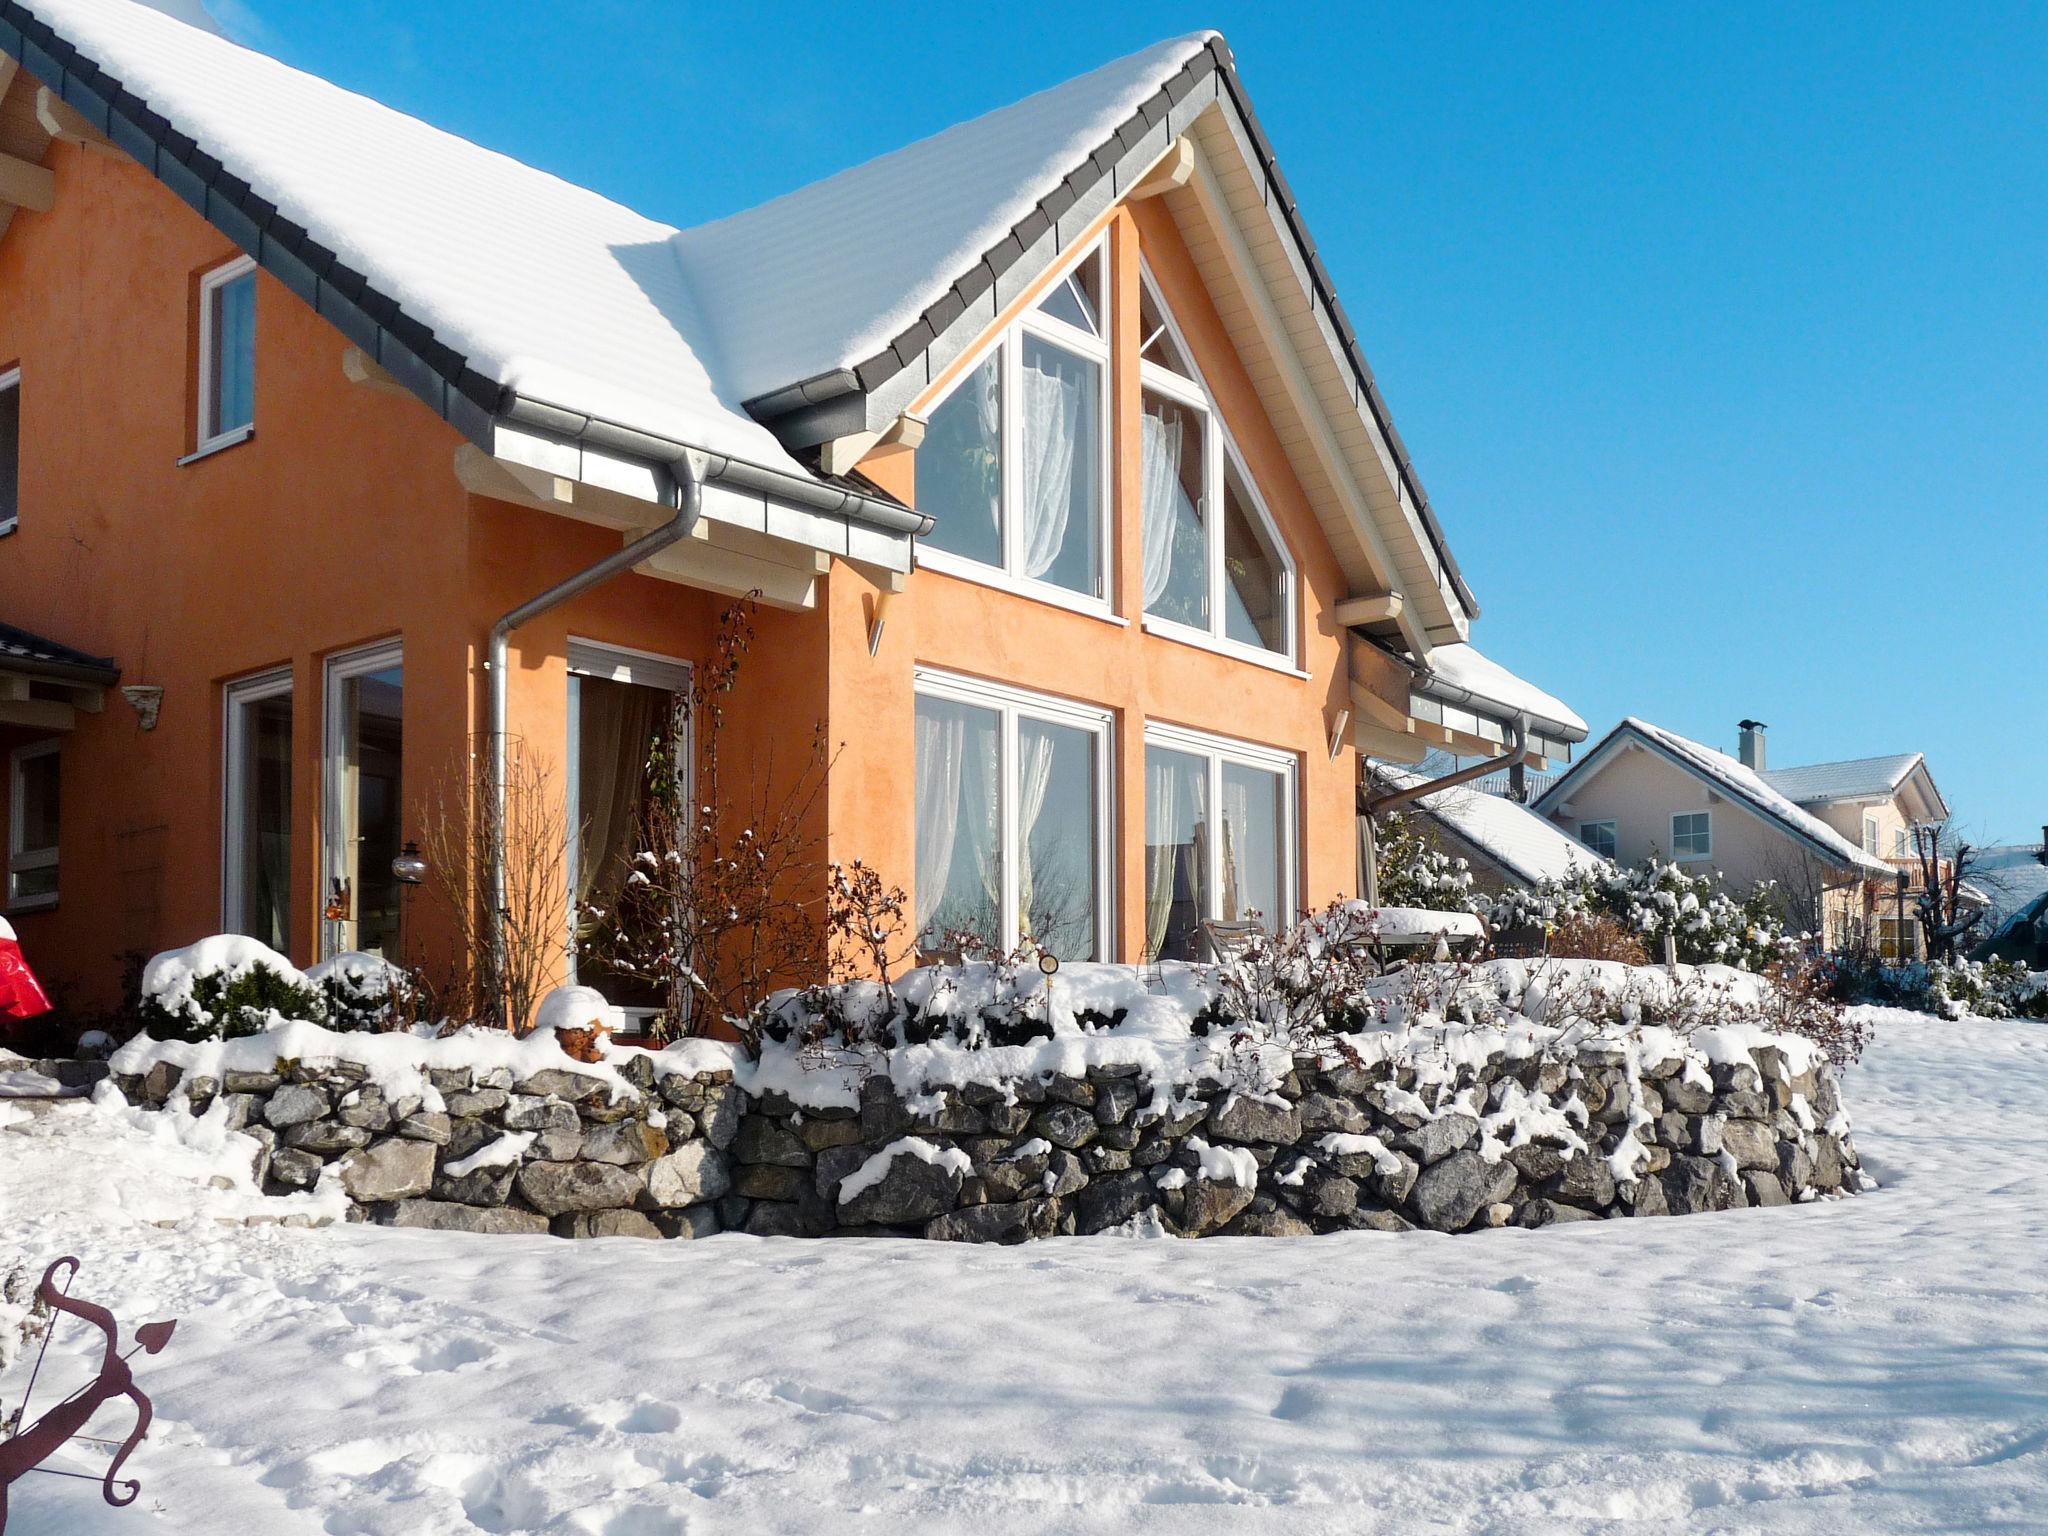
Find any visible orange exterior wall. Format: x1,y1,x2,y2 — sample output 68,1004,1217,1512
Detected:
2,134,1368,1019
832,201,1361,957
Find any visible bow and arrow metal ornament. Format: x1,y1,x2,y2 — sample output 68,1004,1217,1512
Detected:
0,1256,176,1531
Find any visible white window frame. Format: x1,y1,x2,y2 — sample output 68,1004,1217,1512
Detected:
193,254,257,458
8,739,59,911
222,665,295,938
1135,263,1299,670
1894,826,1909,858
913,667,1115,959
1863,813,1881,856
1671,810,1712,861
321,638,403,958
1143,719,1300,937
913,235,1116,612
1579,820,1618,861
0,365,19,537
564,638,693,1024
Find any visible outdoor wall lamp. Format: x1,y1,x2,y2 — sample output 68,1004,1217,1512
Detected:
392,841,427,886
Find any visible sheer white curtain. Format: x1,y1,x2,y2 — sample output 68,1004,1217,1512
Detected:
971,361,1002,541
1140,410,1184,610
1220,775,1250,921
913,706,967,937
1019,356,1082,579
1014,725,1057,937
1144,754,1180,959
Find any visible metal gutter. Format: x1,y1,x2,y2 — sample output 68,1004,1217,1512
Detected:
1358,632,1586,747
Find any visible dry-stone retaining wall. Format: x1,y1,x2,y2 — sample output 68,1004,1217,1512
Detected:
108,1030,1861,1241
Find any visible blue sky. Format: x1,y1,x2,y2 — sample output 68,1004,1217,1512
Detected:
206,1,2046,845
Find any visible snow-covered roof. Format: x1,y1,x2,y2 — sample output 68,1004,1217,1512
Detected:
1761,753,1929,807
674,34,1214,407
1414,644,1586,739
1974,844,2048,934
1375,767,1609,886
1539,718,1895,878
0,618,117,683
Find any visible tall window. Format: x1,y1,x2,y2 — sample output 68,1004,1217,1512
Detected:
1137,271,1295,662
323,642,403,957
1863,814,1881,856
0,366,19,535
197,255,257,453
1579,820,1618,861
1143,724,1296,960
8,740,59,910
1671,811,1712,860
223,668,294,950
567,641,689,1025
913,671,1109,961
917,241,1108,601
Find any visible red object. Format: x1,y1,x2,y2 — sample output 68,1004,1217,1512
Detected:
0,922,51,1038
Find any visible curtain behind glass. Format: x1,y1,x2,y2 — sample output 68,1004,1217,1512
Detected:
1221,459,1287,653
1144,747,1208,961
1221,762,1282,926
1020,336,1098,593
918,352,1002,567
915,697,1000,949
575,677,666,918
1018,719,1096,961
1141,395,1207,622
236,692,293,952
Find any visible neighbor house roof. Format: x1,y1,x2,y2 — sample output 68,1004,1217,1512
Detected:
1374,766,1607,887
8,2,1476,624
1973,843,2048,936
0,619,118,684
1413,644,1586,739
1535,717,1894,878
1760,752,1947,819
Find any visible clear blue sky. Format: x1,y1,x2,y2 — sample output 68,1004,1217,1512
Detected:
205,1,2047,845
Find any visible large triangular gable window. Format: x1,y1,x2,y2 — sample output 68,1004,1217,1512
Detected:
1136,268,1295,662
916,238,1110,603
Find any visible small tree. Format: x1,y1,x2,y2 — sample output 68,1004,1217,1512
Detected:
585,601,832,1045
419,738,571,1031
1911,823,1984,964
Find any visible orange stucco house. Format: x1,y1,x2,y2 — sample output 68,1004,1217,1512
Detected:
0,2,1582,1024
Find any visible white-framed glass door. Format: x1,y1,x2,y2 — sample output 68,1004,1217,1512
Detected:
222,666,294,950
322,641,403,958
1142,721,1298,960
912,668,1113,961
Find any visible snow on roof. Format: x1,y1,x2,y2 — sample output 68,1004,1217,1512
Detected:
675,33,1216,406
1375,767,1608,886
1592,719,1894,877
1760,753,1926,805
1417,644,1586,738
30,0,805,472
0,618,117,680
1974,844,2048,933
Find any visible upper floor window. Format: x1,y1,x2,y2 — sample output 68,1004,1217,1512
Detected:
1671,811,1711,860
197,255,257,454
1137,270,1294,662
917,240,1108,602
1894,827,1909,858
0,366,19,535
9,740,59,910
1863,813,1881,856
1579,820,1618,860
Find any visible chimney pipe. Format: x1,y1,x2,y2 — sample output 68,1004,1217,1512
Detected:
1738,719,1768,772
2039,825,2046,866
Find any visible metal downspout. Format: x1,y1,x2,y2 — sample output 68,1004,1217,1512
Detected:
486,454,704,1009
1358,713,1531,905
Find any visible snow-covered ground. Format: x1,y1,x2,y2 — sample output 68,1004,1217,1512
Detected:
3,1006,2044,1534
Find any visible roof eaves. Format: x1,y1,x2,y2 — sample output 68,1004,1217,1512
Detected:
0,621,119,686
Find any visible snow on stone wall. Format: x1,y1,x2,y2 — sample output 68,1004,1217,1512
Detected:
92,964,1864,1241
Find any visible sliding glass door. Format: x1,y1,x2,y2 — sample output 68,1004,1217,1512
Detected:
323,642,403,958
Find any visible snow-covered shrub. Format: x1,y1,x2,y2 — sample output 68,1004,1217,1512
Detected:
136,936,325,1042
1374,811,1479,913
1213,900,1388,1045
1488,861,1798,972
1544,912,1649,965
1924,957,2048,1021
306,950,417,1032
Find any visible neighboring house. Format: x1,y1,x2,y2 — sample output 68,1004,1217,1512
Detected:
1533,719,1896,941
1971,835,2048,968
1369,764,1607,898
0,4,1575,1017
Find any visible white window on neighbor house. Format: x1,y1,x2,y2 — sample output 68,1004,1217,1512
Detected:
322,640,403,958
222,667,294,951
1671,811,1712,860
566,639,690,1029
0,366,19,536
1864,813,1881,857
8,739,60,910
916,237,1110,607
1579,820,1618,860
1143,722,1297,961
1894,827,1910,858
1137,267,1296,665
912,670,1111,962
195,254,257,455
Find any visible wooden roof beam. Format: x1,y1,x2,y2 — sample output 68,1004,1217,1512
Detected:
0,150,51,213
